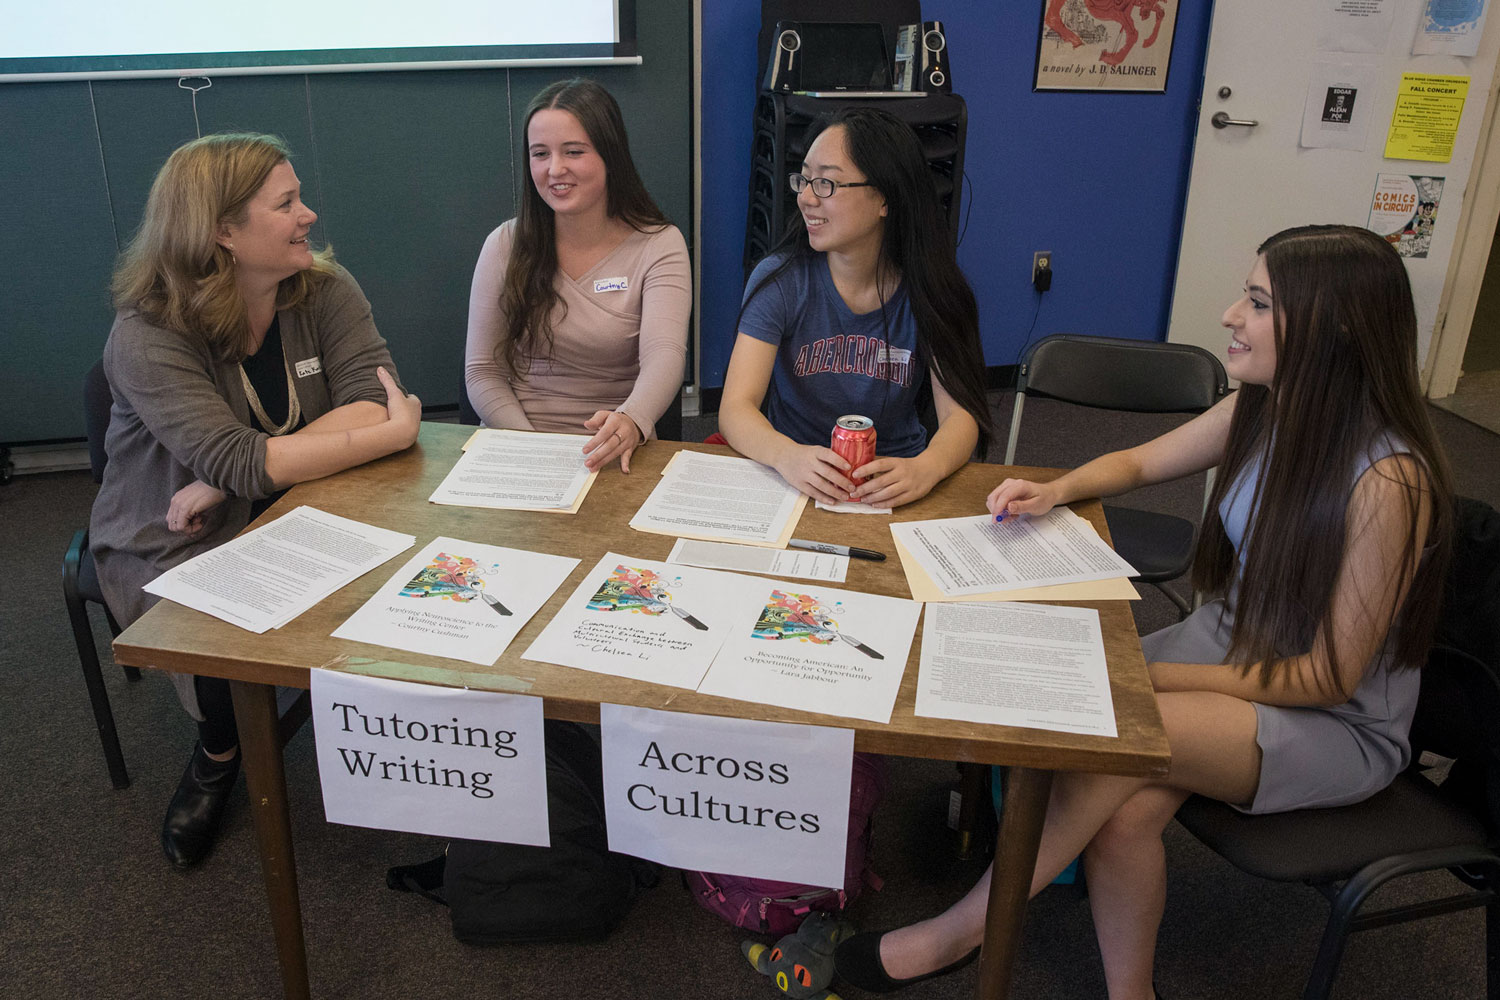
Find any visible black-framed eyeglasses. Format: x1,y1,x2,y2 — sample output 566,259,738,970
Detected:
788,173,873,198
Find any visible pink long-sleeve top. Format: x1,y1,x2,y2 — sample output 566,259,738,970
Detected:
463,219,691,438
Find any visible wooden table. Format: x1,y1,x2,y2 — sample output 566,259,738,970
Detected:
113,422,1170,999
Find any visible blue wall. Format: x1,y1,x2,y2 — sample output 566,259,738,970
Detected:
698,2,1214,389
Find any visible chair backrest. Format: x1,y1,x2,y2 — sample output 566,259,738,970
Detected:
1003,334,1228,465
1411,496,1500,833
83,359,113,484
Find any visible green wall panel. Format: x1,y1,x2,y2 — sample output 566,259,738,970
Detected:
0,1,690,444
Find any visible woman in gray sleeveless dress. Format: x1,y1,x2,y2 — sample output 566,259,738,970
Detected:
833,225,1455,999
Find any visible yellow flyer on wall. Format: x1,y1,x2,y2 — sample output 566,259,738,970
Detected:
1384,73,1470,162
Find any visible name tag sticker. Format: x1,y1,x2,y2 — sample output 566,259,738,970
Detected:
594,276,629,293
877,346,911,365
294,357,323,378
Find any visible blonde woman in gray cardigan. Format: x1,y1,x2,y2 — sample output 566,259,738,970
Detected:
92,133,421,868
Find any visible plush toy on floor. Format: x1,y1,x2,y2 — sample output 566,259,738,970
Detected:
743,912,855,1000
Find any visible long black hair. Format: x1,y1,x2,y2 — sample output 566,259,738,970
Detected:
1193,225,1452,695
500,77,671,378
737,107,991,455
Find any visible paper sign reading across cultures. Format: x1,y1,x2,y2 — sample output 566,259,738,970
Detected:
698,582,921,724
599,704,855,887
1367,173,1445,258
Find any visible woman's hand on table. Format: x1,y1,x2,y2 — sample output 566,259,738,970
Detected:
167,480,227,536
378,366,422,448
986,477,1062,520
773,445,858,506
582,410,643,472
850,455,941,508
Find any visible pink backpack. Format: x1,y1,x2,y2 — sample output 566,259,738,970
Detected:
684,752,889,936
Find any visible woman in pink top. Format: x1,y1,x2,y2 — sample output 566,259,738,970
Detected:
464,78,691,472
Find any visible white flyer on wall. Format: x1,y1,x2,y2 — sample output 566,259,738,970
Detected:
1300,61,1377,150
1412,0,1487,56
312,670,550,844
1316,0,1396,53
599,704,854,887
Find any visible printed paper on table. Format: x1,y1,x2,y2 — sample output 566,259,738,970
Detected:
916,602,1118,738
697,582,921,724
522,553,768,690
429,428,596,512
331,537,578,665
630,451,807,547
890,509,1137,599
667,538,849,583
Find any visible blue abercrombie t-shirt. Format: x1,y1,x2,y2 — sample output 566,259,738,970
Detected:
738,252,927,458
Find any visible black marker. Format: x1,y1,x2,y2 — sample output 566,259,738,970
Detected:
788,538,886,562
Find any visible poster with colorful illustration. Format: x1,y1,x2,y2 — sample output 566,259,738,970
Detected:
1367,173,1445,258
523,552,768,690
698,583,921,724
332,537,578,666
1033,0,1179,92
1412,0,1487,56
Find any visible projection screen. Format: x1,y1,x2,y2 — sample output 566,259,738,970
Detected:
0,0,638,81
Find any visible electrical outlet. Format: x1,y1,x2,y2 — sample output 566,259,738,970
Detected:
1032,250,1052,284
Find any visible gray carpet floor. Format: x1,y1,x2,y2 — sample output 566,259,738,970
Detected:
1,394,1492,999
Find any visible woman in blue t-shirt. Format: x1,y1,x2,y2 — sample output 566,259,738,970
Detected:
718,108,991,508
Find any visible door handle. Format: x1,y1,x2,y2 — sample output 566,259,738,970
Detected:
1211,111,1259,129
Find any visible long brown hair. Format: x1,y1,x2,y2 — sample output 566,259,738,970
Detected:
498,78,671,378
111,132,337,362
737,108,992,455
1192,225,1453,695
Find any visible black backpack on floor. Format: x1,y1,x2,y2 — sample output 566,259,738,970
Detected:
387,719,650,944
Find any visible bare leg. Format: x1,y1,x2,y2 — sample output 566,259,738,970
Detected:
874,691,1261,982
1085,786,1190,1000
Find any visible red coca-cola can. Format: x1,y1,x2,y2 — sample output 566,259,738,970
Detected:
830,414,877,500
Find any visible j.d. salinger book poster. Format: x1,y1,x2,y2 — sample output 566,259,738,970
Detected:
697,584,921,724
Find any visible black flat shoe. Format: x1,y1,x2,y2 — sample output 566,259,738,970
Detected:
386,852,448,905
834,931,979,993
161,742,240,869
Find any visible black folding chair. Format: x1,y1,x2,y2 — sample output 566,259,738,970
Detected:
1002,334,1228,616
62,359,141,789
1174,497,1500,999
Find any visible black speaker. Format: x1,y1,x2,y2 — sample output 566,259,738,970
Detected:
917,21,950,93
763,23,803,93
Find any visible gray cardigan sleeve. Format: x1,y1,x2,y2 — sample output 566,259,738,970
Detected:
104,316,276,499
311,266,401,407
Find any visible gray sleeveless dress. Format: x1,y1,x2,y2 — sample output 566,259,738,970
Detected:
1141,433,1419,814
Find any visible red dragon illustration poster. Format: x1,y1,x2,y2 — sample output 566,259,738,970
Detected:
1034,0,1179,93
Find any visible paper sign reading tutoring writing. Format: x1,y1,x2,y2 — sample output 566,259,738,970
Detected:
312,671,549,845
600,704,854,888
